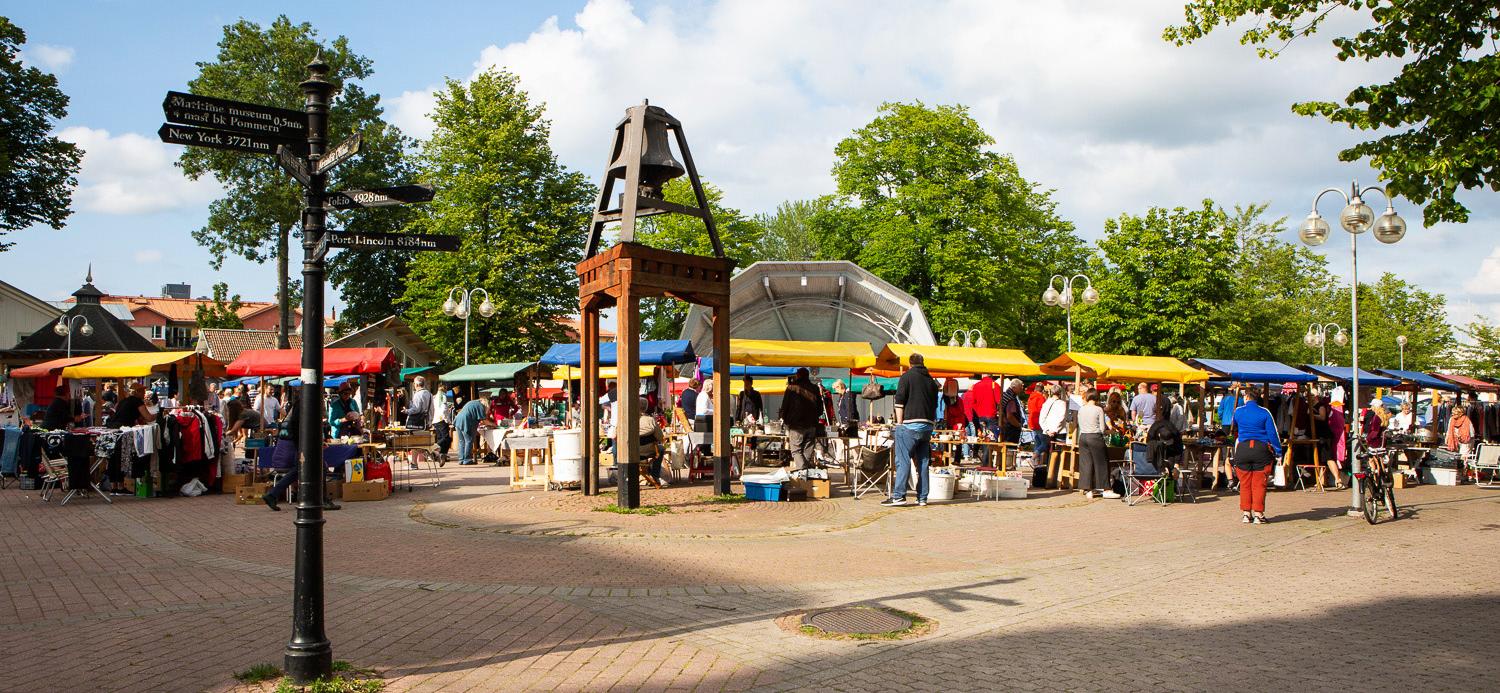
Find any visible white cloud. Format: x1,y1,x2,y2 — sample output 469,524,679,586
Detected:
386,0,1495,320
133,249,163,263
21,43,74,72
1464,246,1500,295
59,126,222,215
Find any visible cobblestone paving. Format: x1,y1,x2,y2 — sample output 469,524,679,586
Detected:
1,464,1496,692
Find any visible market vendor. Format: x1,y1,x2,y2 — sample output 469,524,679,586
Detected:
735,376,764,424
455,392,490,466
42,385,86,430
328,383,362,439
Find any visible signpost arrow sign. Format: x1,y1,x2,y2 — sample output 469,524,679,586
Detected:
314,133,361,174
324,184,436,210
162,91,306,140
327,232,459,252
277,146,312,187
158,123,284,155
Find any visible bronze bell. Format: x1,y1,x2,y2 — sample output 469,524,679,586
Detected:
607,112,685,198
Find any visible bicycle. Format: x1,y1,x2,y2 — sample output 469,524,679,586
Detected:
1353,444,1399,524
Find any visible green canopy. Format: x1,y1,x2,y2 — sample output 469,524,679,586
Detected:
440,362,542,382
400,366,437,379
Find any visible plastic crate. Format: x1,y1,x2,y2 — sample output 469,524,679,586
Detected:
743,481,786,502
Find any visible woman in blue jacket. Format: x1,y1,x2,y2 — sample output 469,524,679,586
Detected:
1232,386,1282,524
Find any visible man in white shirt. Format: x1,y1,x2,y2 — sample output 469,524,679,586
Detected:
254,386,282,425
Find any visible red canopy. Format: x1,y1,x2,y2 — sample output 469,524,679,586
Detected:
10,355,102,378
1433,372,1500,393
226,348,396,377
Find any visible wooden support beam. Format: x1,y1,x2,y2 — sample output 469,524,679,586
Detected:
712,304,732,495
617,273,641,509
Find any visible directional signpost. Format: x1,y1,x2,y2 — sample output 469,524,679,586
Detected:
157,55,443,687
324,184,435,210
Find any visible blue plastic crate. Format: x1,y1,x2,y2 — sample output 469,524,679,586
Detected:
743,481,786,502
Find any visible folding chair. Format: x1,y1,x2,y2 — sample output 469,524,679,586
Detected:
38,450,68,502
1469,443,1500,487
1122,442,1165,506
852,445,892,500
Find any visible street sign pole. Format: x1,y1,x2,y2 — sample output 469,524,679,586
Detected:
285,53,334,686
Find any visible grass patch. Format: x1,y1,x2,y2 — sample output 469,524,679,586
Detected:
272,675,384,693
594,503,672,516
702,494,749,504
234,663,282,684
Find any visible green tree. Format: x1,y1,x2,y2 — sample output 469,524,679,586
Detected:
176,16,411,346
1165,1,1500,225
1071,201,1240,358
194,282,245,329
399,69,595,364
756,198,827,262
326,121,422,329
1315,273,1455,372
1453,318,1500,381
1224,204,1337,363
633,178,764,340
816,101,1088,357
0,17,81,250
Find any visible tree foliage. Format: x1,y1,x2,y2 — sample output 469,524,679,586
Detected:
398,69,595,364
1453,318,1500,382
756,198,828,263
1165,1,1500,225
0,17,81,250
194,282,245,329
1071,201,1241,358
632,178,764,340
177,16,411,341
1221,204,1336,364
814,101,1088,357
1314,273,1455,372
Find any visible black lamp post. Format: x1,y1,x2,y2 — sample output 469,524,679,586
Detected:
284,53,334,685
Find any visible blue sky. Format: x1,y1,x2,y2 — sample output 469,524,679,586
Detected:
5,0,1499,333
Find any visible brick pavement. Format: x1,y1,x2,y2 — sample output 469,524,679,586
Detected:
0,463,1496,692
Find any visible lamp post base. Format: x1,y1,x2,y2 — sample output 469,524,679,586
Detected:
1346,508,1364,518
284,641,333,684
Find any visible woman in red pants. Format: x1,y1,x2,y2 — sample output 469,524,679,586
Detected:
1231,386,1282,524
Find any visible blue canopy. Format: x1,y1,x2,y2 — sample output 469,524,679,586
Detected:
538,340,695,367
1376,369,1460,392
287,374,360,388
1299,364,1401,387
1191,358,1318,383
697,356,797,377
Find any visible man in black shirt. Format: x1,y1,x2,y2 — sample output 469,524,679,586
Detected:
42,385,82,430
999,378,1025,444
884,353,939,507
778,368,823,470
735,376,764,423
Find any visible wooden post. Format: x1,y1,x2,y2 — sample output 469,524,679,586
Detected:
581,302,600,496
617,280,641,509
712,305,732,495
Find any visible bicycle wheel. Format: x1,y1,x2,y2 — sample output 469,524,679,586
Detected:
1383,482,1399,521
1360,478,1378,525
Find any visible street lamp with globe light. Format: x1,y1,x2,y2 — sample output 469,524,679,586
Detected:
947,329,987,349
1299,180,1407,515
1041,273,1098,352
53,315,93,358
442,287,495,366
1303,322,1347,366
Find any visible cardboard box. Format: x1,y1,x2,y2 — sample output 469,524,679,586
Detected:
789,478,831,499
222,472,252,495
236,482,269,505
325,479,343,501
343,479,390,502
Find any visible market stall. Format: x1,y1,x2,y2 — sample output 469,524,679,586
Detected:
225,347,395,377
8,355,103,413
724,339,877,369
1041,352,1210,384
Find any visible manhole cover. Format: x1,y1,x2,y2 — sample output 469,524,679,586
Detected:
804,607,912,635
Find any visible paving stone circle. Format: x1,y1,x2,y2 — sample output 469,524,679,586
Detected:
803,607,913,635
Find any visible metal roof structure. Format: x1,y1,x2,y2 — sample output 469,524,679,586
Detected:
679,261,935,356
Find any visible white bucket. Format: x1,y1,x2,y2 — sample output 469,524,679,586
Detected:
552,430,583,483
928,473,956,501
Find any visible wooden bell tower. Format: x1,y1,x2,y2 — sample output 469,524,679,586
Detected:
578,101,734,507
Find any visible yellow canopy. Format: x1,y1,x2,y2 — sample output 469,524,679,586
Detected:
61,351,227,379
728,378,790,395
876,344,1041,376
727,339,877,369
1040,352,1208,384
552,365,658,381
